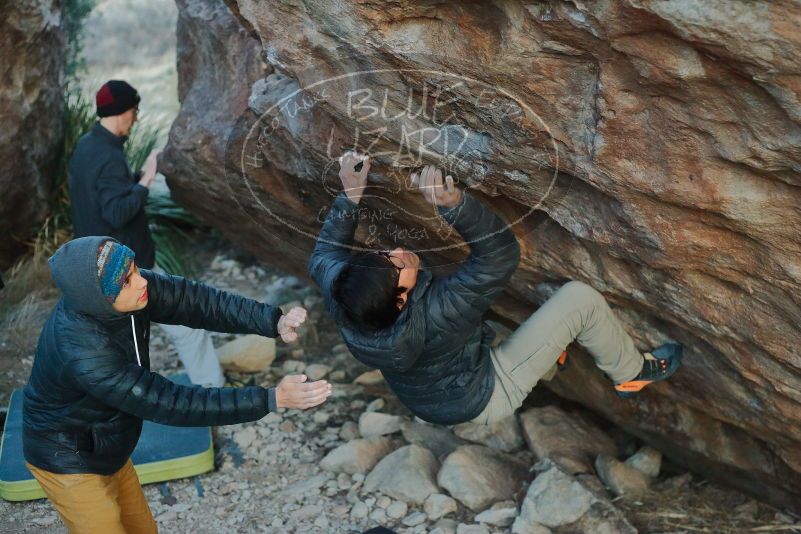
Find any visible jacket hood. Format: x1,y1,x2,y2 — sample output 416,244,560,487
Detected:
48,236,126,318
339,269,433,363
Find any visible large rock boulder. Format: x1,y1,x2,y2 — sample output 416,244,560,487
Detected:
0,0,66,267
162,0,801,510
513,462,636,534
437,445,530,511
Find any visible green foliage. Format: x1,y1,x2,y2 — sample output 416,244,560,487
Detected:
33,91,204,276
36,91,95,254
63,0,96,79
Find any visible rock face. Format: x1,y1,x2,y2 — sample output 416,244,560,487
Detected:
162,0,801,510
0,0,65,267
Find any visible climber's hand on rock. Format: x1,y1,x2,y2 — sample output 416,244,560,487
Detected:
277,306,307,343
275,374,332,409
411,165,462,208
338,151,370,204
139,148,161,188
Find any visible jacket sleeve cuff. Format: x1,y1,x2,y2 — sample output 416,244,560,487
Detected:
267,388,277,412
334,192,360,211
132,183,149,199
263,304,283,338
437,192,468,223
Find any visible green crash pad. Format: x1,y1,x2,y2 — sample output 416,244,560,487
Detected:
0,374,214,502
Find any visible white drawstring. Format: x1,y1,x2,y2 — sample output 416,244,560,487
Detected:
130,315,142,366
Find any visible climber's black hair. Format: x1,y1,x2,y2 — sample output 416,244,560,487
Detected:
333,252,406,331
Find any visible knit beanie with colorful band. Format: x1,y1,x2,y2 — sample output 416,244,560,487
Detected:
96,240,136,303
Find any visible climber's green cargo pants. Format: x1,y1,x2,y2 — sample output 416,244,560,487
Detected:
472,281,645,424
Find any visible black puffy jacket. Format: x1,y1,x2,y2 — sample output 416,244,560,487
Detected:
309,193,520,425
23,236,281,475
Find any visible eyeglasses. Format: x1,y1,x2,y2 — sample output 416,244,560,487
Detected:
370,250,405,274
369,250,410,308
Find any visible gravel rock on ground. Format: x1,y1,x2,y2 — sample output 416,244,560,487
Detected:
424,493,458,521
438,444,530,511
474,500,517,526
595,454,652,497
363,444,440,504
216,334,276,373
518,406,617,475
320,436,400,474
513,462,637,533
401,420,468,459
625,446,662,478
358,411,404,438
452,415,525,452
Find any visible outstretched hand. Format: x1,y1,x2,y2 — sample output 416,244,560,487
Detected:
277,306,307,343
338,151,371,204
410,165,462,208
275,374,331,409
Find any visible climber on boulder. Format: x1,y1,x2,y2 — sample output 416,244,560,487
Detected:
309,152,682,426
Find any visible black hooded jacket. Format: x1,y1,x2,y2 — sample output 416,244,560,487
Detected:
69,122,156,268
309,193,520,425
23,236,282,475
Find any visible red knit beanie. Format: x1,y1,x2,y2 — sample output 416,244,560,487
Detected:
96,80,141,118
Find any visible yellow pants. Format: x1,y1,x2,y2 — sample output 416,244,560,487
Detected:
26,459,157,534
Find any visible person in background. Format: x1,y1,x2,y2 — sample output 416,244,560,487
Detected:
68,79,228,387
23,236,331,533
309,153,682,427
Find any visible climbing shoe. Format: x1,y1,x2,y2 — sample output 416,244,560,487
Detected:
614,342,683,398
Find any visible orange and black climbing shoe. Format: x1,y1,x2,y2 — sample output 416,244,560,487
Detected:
614,342,682,399
557,351,569,371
